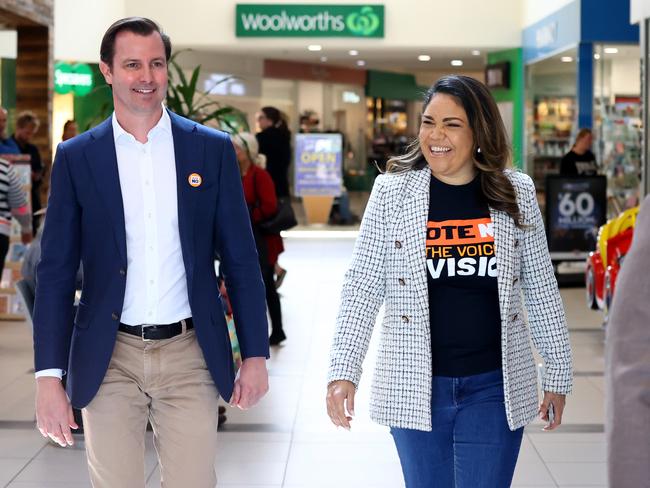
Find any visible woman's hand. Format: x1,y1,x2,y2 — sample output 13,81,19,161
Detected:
538,391,566,431
326,380,356,430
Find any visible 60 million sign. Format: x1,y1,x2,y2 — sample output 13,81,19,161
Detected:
545,175,607,255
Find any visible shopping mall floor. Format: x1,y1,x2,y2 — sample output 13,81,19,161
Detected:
0,234,608,488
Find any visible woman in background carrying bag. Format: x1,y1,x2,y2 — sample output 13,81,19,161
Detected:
256,106,291,288
326,75,573,487
231,132,286,345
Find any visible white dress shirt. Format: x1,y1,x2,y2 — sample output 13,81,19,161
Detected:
36,108,191,379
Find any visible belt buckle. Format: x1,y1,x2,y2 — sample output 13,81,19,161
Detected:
141,325,153,342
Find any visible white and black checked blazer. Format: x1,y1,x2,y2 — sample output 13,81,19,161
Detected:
327,167,573,431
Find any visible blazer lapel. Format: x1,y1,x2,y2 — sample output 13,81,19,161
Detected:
491,207,515,322
401,168,430,315
84,117,127,266
169,110,205,288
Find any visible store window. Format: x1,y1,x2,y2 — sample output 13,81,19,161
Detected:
593,43,643,211
525,48,577,195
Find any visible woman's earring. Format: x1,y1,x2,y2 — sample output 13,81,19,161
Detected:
477,147,482,154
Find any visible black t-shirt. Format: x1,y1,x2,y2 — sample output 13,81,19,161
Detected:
559,150,598,176
426,174,502,377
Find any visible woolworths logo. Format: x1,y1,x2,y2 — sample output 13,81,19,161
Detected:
235,4,384,38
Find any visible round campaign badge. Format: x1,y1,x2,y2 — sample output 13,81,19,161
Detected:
188,173,202,187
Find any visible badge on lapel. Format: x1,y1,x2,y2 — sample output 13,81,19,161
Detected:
188,173,202,188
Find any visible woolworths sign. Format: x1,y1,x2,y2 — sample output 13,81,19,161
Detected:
236,4,384,37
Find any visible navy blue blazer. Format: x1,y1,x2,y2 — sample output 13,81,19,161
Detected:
33,110,270,408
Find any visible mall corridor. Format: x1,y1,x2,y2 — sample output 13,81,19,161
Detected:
0,234,607,488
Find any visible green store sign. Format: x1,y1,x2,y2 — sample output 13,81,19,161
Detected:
54,62,94,96
236,4,384,38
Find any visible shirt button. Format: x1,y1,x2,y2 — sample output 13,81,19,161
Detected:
111,312,119,321
395,240,402,249
401,315,409,323
149,280,154,285
398,278,406,286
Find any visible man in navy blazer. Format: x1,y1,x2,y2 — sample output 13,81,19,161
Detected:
33,17,269,487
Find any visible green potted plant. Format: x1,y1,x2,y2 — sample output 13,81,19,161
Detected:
166,51,249,134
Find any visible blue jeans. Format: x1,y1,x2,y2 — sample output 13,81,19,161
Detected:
390,369,524,488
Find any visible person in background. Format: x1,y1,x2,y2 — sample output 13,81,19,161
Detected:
61,120,78,142
231,132,287,346
605,194,650,488
560,128,598,176
256,106,290,288
0,156,32,278
326,75,572,488
0,107,20,155
11,111,44,234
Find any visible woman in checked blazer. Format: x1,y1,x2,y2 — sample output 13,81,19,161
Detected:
326,75,572,488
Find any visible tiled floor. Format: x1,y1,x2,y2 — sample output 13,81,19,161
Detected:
0,235,608,487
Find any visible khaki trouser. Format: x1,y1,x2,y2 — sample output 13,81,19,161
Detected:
82,328,220,488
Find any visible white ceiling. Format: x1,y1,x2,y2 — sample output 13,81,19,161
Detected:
178,45,491,73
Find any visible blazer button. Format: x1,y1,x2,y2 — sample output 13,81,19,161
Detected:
511,314,519,322
401,315,409,323
514,239,519,247
119,268,126,276
398,278,406,286
513,277,519,284
111,312,119,321
395,240,402,249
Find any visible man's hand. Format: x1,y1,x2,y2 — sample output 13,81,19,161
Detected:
229,357,268,410
538,391,566,431
35,377,77,447
326,380,356,430
21,232,32,245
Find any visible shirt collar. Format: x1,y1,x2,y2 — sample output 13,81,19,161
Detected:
112,105,171,145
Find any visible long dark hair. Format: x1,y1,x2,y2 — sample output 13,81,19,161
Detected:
386,75,523,228
261,106,289,134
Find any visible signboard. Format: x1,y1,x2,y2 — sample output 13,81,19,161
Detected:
485,61,510,89
545,176,607,256
236,4,384,37
294,133,342,197
54,62,94,96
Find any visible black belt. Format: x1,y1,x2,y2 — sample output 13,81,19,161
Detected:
118,318,194,340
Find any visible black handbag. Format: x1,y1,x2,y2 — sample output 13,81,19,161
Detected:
251,170,297,234
259,196,297,234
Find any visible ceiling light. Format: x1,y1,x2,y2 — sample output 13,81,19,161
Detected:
471,50,481,56
451,59,463,67
356,60,366,67
594,53,601,60
604,47,619,54
349,49,359,56
561,56,573,62
308,45,322,52
320,56,328,62
418,55,431,62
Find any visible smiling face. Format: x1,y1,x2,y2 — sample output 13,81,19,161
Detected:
418,93,477,184
99,30,167,121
